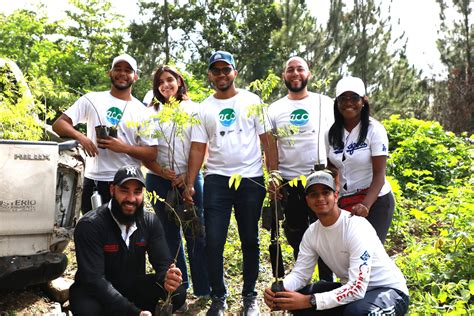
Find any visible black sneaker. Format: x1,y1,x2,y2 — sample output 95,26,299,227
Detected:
243,295,260,316
206,296,227,316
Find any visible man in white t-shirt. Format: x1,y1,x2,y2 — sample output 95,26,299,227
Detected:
53,54,157,213
263,170,410,315
266,57,334,280
184,51,274,316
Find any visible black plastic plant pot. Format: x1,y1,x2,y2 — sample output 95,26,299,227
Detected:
95,125,117,139
95,125,110,139
271,280,285,293
155,302,173,316
108,126,118,138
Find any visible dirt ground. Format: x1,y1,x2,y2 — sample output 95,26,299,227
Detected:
0,242,287,315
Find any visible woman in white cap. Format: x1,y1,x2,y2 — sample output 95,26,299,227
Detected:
326,76,394,243
144,65,210,301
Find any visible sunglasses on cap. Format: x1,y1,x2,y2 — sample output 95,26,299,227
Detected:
337,94,362,103
209,66,233,76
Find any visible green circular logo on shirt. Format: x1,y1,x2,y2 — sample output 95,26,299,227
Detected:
219,108,236,127
106,107,123,125
290,109,309,126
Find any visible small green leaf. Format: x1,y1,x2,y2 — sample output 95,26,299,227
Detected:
234,174,242,190
229,174,242,190
437,291,448,303
229,175,236,188
300,175,307,188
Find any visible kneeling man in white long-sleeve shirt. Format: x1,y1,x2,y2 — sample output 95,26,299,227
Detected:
263,170,409,315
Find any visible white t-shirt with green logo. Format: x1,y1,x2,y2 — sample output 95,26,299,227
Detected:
192,89,266,177
147,100,199,175
65,91,157,181
267,92,334,179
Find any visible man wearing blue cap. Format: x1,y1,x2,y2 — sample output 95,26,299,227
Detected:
263,170,409,315
184,51,274,316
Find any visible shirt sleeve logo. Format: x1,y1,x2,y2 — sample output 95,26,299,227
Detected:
360,250,370,262
289,109,309,126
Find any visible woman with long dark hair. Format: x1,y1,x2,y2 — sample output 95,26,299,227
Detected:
144,65,210,300
327,76,394,243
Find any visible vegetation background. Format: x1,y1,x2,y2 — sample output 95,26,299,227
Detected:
0,0,472,314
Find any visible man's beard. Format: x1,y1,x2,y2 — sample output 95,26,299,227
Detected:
213,78,234,92
111,197,144,225
111,77,133,91
284,78,308,93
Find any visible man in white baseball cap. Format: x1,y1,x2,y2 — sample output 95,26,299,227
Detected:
53,53,157,214
111,54,138,73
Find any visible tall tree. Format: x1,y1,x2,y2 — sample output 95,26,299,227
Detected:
129,0,282,85
432,0,473,133
319,0,429,119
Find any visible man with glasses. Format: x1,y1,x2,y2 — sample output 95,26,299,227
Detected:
266,56,334,280
53,54,157,214
184,50,274,316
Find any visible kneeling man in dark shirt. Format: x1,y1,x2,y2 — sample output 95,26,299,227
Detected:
70,165,186,316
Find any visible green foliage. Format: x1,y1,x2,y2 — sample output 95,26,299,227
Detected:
0,59,43,140
384,115,473,197
383,116,473,314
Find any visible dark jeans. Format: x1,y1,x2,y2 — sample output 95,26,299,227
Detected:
293,281,409,316
366,192,395,244
69,274,186,315
280,181,333,282
81,177,112,214
203,174,266,298
146,172,210,296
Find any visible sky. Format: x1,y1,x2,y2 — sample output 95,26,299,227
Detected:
1,0,453,78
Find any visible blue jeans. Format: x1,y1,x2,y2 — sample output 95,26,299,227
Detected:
203,174,266,298
146,172,210,296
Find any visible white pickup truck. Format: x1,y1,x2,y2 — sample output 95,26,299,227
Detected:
0,58,84,289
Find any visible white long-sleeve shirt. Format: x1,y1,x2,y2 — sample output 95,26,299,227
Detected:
283,211,408,310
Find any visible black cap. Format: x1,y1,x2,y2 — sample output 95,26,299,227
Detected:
113,165,145,186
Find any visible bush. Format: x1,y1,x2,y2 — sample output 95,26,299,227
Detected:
0,58,43,140
384,115,472,199
383,116,473,314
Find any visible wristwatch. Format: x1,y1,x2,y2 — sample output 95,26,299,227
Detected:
309,294,317,309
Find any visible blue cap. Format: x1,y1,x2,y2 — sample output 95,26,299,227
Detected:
208,51,235,69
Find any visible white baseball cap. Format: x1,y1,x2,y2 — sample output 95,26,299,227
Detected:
335,76,366,97
111,54,138,73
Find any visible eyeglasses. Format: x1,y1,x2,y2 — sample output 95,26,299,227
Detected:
209,67,233,76
337,94,362,103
